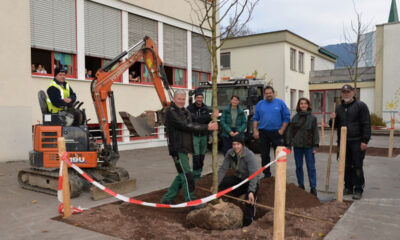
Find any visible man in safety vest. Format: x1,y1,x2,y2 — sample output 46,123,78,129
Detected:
46,68,77,113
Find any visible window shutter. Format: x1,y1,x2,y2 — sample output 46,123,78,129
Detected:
30,0,76,53
84,1,121,59
192,33,211,72
163,24,187,68
128,14,158,48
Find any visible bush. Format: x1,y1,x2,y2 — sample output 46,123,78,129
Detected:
370,113,386,127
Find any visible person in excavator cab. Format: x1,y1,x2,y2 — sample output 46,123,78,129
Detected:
46,68,83,126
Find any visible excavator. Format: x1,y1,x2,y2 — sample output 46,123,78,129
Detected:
18,36,173,199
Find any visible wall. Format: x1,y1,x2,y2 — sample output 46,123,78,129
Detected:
220,42,286,97
0,0,32,162
360,87,375,115
314,56,335,71
283,43,313,108
381,22,400,124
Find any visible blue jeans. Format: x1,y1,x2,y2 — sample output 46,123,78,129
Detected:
293,147,316,188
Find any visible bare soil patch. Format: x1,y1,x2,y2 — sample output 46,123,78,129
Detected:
55,175,351,239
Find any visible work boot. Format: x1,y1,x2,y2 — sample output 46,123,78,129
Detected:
310,187,317,196
298,185,305,190
352,191,362,200
343,188,353,195
190,203,207,211
160,199,175,205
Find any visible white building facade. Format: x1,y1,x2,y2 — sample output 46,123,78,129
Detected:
220,30,336,115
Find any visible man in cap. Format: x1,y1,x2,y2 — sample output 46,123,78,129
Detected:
187,89,216,180
330,84,371,200
161,90,218,205
217,135,259,226
46,68,77,114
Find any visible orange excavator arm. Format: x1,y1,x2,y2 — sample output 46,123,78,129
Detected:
91,36,172,164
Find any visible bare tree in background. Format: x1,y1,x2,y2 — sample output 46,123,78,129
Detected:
342,0,375,93
186,0,259,195
222,16,255,38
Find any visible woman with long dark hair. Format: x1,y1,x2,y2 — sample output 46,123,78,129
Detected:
286,97,319,196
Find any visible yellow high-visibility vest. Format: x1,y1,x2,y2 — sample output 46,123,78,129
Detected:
46,80,71,113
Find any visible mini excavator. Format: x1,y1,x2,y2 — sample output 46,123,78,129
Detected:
18,36,173,199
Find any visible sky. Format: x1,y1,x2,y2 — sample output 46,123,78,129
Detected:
237,0,395,46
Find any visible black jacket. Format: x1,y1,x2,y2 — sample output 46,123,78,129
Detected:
47,79,77,108
330,97,371,144
166,102,209,155
187,103,211,136
286,111,319,149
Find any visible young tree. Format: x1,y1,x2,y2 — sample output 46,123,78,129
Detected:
342,0,375,93
186,0,258,194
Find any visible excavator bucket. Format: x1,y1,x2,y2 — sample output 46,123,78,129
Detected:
119,111,156,137
90,178,136,200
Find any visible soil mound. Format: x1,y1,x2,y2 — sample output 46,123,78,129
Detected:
57,174,349,240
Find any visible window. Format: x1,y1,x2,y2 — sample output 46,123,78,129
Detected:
31,48,76,78
192,71,210,89
299,52,304,73
192,33,211,73
299,90,304,98
85,56,102,79
290,48,296,71
290,89,297,115
311,56,315,71
165,66,186,87
220,52,231,69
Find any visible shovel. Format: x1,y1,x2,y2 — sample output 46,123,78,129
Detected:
324,103,336,192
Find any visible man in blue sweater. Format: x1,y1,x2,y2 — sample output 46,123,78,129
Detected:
253,86,290,178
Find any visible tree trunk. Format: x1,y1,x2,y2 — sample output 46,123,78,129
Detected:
211,0,219,198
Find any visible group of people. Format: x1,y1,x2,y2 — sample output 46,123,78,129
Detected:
31,63,47,74
44,68,370,225
161,83,370,226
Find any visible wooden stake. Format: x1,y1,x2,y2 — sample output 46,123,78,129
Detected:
273,147,287,240
325,103,336,192
58,137,72,218
321,118,325,146
388,118,395,158
337,127,347,203
196,186,335,226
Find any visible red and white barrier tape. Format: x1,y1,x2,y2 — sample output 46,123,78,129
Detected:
58,148,289,212
57,156,87,216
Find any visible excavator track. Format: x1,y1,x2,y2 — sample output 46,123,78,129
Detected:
18,168,83,198
18,167,135,200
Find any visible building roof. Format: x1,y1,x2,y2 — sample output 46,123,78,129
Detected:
309,66,375,84
221,30,337,62
389,0,399,23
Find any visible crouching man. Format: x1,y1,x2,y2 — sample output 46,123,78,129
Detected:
217,135,259,226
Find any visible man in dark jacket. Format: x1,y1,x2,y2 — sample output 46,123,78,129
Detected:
161,90,218,204
217,135,259,226
330,84,371,200
187,90,212,180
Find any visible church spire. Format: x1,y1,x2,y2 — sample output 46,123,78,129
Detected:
388,0,399,23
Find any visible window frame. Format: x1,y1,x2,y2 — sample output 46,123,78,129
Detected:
311,56,315,71
192,70,211,89
298,51,304,73
31,49,77,79
290,48,297,71
220,52,231,69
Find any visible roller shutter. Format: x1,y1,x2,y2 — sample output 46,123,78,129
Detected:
30,0,76,53
192,33,211,72
163,24,187,68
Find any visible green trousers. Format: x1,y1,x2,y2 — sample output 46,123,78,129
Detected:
192,135,207,180
161,152,196,202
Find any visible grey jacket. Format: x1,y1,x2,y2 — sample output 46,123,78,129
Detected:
218,147,259,193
